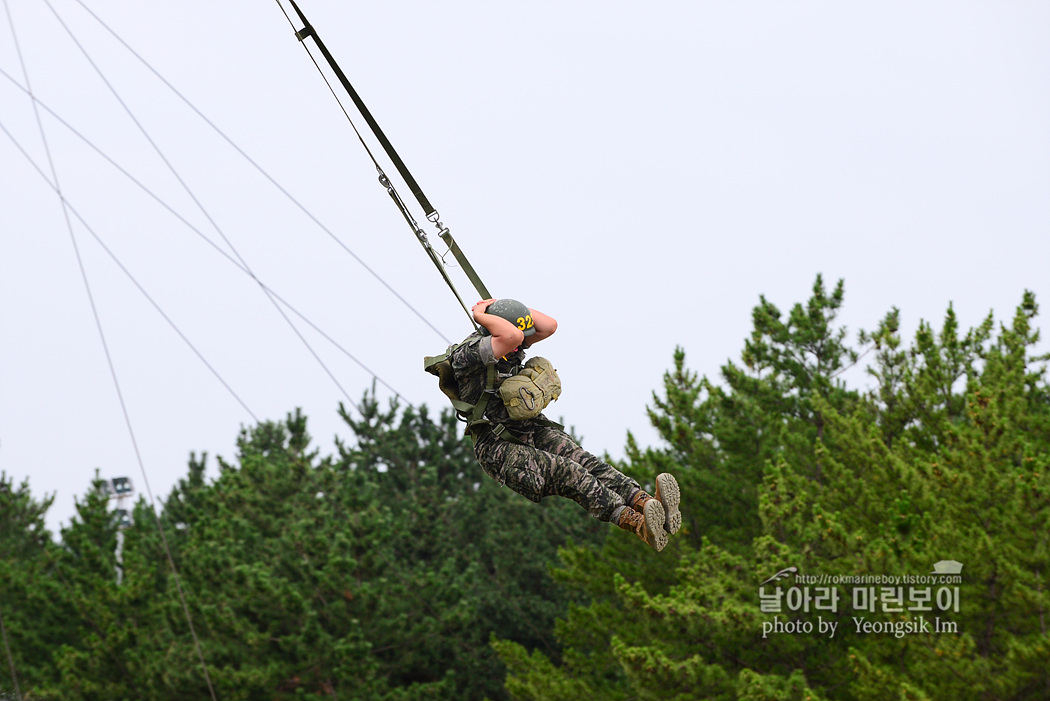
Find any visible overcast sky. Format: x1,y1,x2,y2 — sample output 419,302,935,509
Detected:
2,1,1048,536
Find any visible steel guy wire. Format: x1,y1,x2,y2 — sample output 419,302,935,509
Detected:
2,3,219,698
40,0,366,417
0,67,411,410
0,117,260,424
68,0,452,347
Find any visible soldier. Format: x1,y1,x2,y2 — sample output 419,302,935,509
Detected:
446,298,682,551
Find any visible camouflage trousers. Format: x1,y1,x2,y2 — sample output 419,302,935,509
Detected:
473,425,639,522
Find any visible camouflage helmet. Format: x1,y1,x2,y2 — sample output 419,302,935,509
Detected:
480,298,536,337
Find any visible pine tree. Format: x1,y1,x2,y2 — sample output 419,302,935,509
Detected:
11,393,604,700
498,280,1050,701
48,474,152,700
335,395,605,700
0,474,66,697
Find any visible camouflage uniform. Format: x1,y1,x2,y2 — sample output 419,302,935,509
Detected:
450,333,639,522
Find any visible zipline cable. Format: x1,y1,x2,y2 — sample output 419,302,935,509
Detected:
274,0,492,329
2,4,219,699
67,0,451,346
0,68,408,408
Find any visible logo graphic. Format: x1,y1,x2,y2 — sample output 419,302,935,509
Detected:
760,566,798,586
931,560,963,576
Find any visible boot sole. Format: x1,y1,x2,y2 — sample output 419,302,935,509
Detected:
656,473,682,535
643,500,669,552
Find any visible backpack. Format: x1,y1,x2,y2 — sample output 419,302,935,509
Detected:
498,356,561,420
423,344,561,443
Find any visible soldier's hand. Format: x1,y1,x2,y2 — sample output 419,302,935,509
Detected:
472,299,496,316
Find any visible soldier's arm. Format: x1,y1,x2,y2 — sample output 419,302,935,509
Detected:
524,308,557,347
472,299,525,358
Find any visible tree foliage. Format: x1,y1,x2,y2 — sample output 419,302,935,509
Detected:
4,276,1047,700
2,400,601,700
497,276,1050,701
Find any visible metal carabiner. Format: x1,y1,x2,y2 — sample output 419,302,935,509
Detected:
377,170,393,192
518,387,537,411
427,210,445,232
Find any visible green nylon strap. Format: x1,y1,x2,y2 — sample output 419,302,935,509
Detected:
289,0,433,216
488,422,525,445
467,366,527,445
289,0,492,305
387,187,476,326
471,364,497,427
439,229,490,300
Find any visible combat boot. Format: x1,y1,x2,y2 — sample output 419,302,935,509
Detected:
616,499,668,552
655,473,682,535
629,488,654,512
630,474,682,535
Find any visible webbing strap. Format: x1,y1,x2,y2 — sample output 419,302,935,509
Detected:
465,366,523,444
286,0,492,305
471,365,497,427
440,229,491,300
385,182,476,326
488,422,525,445
289,0,432,216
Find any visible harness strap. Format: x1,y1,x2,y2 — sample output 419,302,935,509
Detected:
425,344,563,446
383,179,477,327
469,364,497,427
467,365,528,445
488,422,525,445
439,229,491,300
